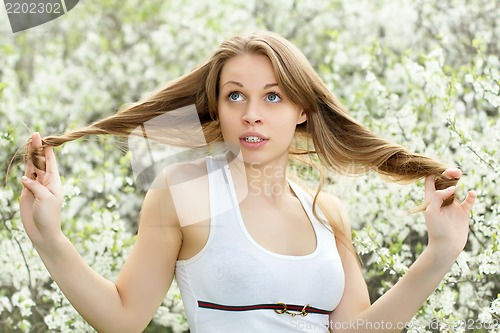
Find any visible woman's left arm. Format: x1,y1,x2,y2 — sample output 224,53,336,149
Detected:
329,168,476,333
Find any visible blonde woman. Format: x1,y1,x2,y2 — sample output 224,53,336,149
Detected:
20,31,476,333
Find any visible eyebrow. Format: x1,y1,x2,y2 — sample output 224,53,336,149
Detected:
221,81,279,89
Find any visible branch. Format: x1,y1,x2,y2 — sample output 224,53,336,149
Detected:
0,209,34,298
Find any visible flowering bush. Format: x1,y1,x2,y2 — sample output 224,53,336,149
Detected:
0,0,498,332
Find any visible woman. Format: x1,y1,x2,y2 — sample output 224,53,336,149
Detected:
19,31,476,332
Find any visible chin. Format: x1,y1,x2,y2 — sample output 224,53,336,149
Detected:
223,141,286,166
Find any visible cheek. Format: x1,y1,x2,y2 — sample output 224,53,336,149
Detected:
279,115,301,141
284,124,299,140
273,113,299,131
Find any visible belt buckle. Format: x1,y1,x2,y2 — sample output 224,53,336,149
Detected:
275,302,309,317
274,302,288,315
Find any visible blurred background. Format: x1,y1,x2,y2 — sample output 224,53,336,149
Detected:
0,0,498,332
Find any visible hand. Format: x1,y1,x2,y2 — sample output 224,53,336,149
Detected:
423,168,476,260
19,132,64,247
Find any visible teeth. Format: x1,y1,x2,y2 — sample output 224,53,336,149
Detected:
244,136,264,143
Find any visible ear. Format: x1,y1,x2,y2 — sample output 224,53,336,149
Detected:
296,110,307,125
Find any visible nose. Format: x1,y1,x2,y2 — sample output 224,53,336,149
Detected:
241,101,263,125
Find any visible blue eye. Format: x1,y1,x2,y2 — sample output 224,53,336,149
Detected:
266,92,282,103
228,91,243,101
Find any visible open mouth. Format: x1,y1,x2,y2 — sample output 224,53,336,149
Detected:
243,136,266,143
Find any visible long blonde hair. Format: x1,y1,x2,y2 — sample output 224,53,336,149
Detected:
25,31,457,252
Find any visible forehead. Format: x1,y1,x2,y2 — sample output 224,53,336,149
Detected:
219,54,277,88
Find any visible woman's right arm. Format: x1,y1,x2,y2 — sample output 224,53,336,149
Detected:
19,133,182,333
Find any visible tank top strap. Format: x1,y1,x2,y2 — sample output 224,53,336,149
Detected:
205,155,239,224
287,179,335,236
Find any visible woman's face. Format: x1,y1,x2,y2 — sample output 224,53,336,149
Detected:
217,54,306,166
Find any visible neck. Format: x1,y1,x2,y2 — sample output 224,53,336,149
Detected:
227,151,293,204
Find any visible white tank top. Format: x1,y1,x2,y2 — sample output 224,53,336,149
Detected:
175,155,345,332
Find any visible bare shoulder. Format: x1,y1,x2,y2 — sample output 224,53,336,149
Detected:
149,158,207,189
150,158,210,228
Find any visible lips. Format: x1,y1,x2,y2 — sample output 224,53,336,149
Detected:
238,132,269,149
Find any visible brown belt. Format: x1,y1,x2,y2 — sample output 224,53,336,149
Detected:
197,300,332,317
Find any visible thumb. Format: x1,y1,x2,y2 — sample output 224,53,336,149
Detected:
22,176,50,199
461,190,477,215
428,185,456,212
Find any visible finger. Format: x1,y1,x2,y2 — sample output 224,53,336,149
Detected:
31,132,46,176
441,168,462,180
44,145,60,176
424,175,436,199
461,190,477,215
43,145,63,197
32,132,42,148
24,155,36,179
21,175,51,199
20,182,34,201
427,185,456,212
